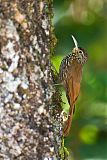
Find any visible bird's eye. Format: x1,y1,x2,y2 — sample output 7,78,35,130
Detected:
79,50,83,54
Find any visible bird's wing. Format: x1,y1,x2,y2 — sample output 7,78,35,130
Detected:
66,76,80,108
63,77,80,136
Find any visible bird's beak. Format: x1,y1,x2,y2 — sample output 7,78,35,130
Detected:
72,35,78,49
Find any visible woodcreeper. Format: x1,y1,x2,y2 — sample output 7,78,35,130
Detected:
59,36,88,136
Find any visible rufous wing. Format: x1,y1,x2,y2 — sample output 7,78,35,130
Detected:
63,77,80,136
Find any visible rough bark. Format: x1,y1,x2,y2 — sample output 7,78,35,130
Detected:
0,0,63,159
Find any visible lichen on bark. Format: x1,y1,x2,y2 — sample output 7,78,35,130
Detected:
0,0,63,160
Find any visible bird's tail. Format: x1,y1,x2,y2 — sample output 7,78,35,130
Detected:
63,101,75,137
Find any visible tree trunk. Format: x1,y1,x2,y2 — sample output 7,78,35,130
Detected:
0,0,64,159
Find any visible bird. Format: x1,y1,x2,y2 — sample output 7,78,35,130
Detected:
59,35,88,137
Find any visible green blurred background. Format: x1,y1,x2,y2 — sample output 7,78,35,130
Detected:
53,0,107,159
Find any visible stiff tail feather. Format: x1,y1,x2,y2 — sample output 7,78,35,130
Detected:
63,102,75,137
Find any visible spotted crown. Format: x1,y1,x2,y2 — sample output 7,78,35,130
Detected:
72,47,88,65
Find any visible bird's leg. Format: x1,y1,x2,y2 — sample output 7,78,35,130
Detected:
54,83,63,86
